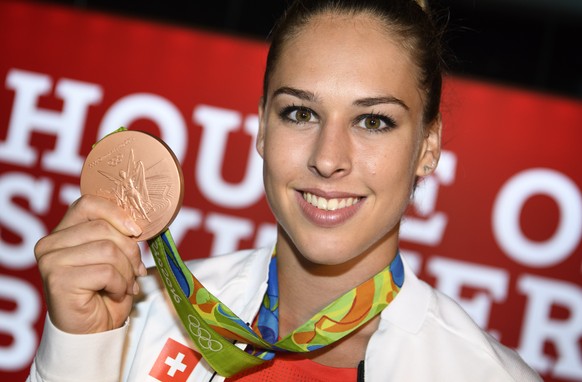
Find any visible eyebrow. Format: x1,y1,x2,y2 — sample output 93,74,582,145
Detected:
354,96,409,110
272,86,317,102
272,86,409,110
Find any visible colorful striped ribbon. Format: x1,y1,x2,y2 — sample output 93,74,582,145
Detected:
149,230,404,377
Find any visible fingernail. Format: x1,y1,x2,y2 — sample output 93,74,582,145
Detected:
133,281,140,295
125,220,142,237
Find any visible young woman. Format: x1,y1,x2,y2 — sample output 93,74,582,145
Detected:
28,0,541,380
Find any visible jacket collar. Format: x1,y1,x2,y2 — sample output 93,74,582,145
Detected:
379,254,431,333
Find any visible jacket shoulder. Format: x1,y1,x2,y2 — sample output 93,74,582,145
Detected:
369,259,541,381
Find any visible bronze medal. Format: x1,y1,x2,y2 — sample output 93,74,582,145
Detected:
80,130,184,241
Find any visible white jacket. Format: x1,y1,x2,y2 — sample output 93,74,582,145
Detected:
28,247,542,381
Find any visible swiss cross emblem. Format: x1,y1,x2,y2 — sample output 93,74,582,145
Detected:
149,338,201,382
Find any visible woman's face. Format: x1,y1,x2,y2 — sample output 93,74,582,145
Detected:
258,13,440,267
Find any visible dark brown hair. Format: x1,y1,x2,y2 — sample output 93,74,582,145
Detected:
262,0,446,124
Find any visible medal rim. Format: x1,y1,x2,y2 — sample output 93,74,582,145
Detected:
80,129,184,241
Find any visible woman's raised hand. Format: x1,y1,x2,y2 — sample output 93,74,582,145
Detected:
34,194,147,334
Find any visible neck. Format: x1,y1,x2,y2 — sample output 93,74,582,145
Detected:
274,228,398,338
307,315,381,367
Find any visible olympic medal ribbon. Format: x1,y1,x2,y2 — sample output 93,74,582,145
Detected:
149,231,265,376
248,251,404,358
148,229,404,376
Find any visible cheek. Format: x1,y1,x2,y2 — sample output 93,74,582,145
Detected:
262,130,302,189
359,139,419,190
261,131,307,224
264,123,311,168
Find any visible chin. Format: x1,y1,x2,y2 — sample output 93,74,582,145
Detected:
294,238,367,267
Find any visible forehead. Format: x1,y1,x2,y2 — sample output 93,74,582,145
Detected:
269,13,423,107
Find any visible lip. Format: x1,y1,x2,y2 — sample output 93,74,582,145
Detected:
295,189,365,228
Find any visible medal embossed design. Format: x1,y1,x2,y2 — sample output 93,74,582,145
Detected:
80,130,184,241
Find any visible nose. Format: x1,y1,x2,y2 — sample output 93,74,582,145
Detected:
308,121,352,178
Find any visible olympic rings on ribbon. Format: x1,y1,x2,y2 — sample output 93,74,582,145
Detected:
188,314,223,352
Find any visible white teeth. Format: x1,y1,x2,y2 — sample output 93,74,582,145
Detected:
327,198,338,210
303,192,360,211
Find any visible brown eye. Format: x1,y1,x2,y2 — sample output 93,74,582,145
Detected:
364,116,382,129
356,113,395,132
280,106,319,124
294,108,313,122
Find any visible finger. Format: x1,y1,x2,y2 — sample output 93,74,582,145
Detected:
46,263,135,333
67,263,136,299
36,221,145,277
38,240,138,289
56,194,142,237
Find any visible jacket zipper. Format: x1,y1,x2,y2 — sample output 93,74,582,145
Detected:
357,360,365,382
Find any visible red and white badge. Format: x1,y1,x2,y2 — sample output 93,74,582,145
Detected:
149,338,201,382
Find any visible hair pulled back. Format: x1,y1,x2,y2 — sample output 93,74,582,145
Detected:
263,0,446,124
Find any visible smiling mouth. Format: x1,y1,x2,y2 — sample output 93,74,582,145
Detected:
302,192,362,211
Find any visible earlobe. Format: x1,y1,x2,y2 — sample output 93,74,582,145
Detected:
422,159,438,175
416,114,442,177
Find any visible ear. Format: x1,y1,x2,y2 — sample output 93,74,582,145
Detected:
415,114,442,177
256,97,266,158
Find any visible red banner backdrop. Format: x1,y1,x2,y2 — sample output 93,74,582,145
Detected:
0,2,580,381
